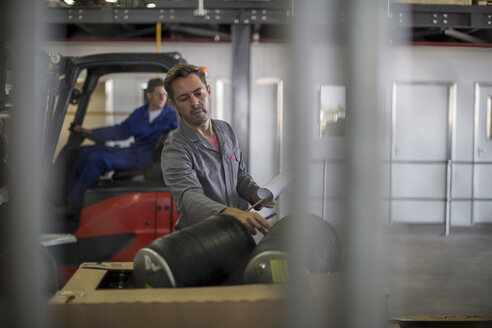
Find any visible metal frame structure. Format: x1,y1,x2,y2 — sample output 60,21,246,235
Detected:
231,24,251,164
44,1,293,25
44,3,492,29
389,4,492,29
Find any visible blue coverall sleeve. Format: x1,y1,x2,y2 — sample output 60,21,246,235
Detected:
91,110,139,141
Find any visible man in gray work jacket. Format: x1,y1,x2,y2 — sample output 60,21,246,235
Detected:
161,63,272,235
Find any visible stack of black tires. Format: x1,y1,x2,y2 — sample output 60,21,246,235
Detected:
133,212,342,288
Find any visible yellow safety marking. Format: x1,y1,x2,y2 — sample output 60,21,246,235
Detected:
270,259,289,283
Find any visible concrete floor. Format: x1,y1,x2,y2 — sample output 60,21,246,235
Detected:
386,224,492,318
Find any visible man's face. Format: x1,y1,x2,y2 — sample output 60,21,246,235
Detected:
169,73,211,127
146,86,167,111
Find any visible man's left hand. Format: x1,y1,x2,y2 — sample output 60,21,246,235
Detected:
221,207,271,235
251,188,277,210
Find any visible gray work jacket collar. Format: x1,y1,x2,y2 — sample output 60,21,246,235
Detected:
178,117,222,151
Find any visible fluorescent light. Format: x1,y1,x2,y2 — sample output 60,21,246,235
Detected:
105,0,118,3
63,0,75,5
146,3,156,8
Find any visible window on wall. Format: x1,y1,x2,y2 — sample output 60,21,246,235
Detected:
318,85,346,138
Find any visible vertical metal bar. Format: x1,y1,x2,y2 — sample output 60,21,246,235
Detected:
231,24,251,165
286,0,317,326
487,96,492,141
444,160,452,237
389,82,397,224
445,160,452,236
155,23,162,79
196,0,206,16
0,1,6,110
322,158,327,221
275,80,284,217
277,80,284,173
471,83,480,225
444,84,456,236
156,22,161,53
9,0,50,327
344,0,387,327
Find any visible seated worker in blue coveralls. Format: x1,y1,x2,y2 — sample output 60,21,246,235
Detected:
63,77,177,215
161,64,274,235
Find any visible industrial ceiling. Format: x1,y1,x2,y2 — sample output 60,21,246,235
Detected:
40,0,492,44
45,0,290,41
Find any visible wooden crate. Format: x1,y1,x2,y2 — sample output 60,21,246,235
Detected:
477,0,492,5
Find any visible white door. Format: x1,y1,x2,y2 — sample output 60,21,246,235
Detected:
473,83,492,223
390,82,455,223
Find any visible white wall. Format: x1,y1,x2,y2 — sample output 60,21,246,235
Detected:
387,45,492,226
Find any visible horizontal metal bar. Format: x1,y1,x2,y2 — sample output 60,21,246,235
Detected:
310,158,346,164
309,196,345,201
66,110,132,116
389,4,492,29
466,161,492,165
386,197,492,202
385,160,492,165
451,161,478,165
313,160,492,165
389,160,448,164
44,3,492,29
390,4,492,14
50,1,290,10
312,196,492,202
389,197,446,201
50,2,492,13
450,198,492,201
43,6,291,25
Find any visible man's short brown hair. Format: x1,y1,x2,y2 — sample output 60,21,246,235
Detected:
164,64,207,101
146,77,165,94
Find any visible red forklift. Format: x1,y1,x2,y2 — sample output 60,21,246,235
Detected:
39,52,186,284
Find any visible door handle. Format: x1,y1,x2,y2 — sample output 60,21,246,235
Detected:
394,146,402,157
477,147,486,157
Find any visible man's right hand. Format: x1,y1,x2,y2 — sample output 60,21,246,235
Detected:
221,207,271,235
71,124,92,135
